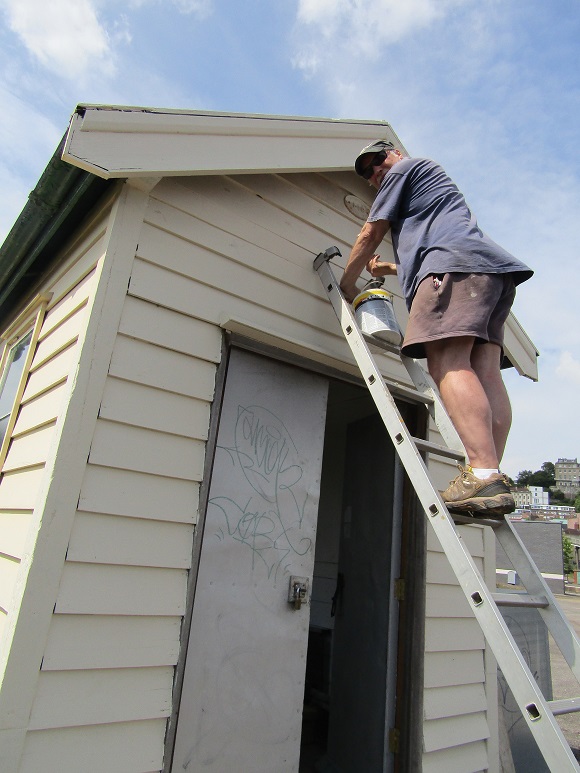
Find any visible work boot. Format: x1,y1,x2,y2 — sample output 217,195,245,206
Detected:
441,465,515,515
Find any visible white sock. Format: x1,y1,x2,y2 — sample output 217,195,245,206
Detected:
471,467,499,480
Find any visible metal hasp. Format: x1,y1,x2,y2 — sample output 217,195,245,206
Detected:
288,576,309,610
313,247,580,771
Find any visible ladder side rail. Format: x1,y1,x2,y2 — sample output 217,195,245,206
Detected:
315,254,580,771
400,353,467,458
497,519,580,681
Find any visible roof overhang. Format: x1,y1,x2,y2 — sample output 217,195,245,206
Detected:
1,105,538,380
62,104,405,179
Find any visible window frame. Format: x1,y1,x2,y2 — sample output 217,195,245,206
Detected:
0,294,52,471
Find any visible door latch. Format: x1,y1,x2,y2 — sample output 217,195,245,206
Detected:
288,576,309,610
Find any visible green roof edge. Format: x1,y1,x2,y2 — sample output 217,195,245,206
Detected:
0,134,111,327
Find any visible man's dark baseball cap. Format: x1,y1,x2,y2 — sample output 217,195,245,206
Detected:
354,139,395,176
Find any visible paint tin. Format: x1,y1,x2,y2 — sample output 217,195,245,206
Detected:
353,281,402,345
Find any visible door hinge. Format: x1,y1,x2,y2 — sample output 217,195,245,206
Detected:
389,727,400,754
394,577,405,601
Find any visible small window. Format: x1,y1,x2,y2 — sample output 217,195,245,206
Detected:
0,330,33,447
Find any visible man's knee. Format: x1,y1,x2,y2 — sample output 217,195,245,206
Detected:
425,336,475,384
471,342,502,380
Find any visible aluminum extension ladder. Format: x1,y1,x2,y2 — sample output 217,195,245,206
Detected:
314,246,580,771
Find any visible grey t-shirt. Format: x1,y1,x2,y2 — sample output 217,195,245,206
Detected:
368,157,533,309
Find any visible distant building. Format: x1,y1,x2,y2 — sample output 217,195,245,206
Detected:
529,485,549,506
512,484,549,510
512,486,531,508
512,505,574,519
554,457,580,500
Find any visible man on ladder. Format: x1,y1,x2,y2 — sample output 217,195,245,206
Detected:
340,140,533,516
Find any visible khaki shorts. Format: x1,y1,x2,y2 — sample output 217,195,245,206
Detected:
401,272,516,359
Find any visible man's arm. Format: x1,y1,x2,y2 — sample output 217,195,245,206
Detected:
340,219,394,302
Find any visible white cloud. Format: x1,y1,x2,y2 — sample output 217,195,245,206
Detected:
128,0,212,17
0,0,118,80
0,84,62,243
290,0,580,478
172,0,212,15
293,0,468,71
556,353,580,386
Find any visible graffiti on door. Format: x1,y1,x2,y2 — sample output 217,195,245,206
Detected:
209,404,313,581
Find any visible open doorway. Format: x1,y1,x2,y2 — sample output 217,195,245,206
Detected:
300,379,425,772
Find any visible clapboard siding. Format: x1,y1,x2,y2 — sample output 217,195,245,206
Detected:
39,269,96,340
425,618,485,652
424,712,490,753
427,551,485,586
109,334,217,400
42,615,182,671
79,465,199,523
32,304,87,368
0,221,103,667
227,173,367,246
1,422,58,474
12,384,67,437
0,512,33,560
55,563,188,617
0,555,20,614
424,650,486,690
19,719,167,773
88,418,206,481
130,252,407,389
0,466,46,510
29,667,174,730
41,211,109,307
18,344,73,407
423,521,495,768
67,512,193,568
99,377,210,440
425,584,475,618
423,741,488,773
31,245,220,769
424,683,488,721
141,188,411,384
119,295,221,362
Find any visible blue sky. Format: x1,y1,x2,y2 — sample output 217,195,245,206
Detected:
1,0,579,480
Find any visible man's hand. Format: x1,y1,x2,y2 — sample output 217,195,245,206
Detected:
340,219,391,303
366,256,397,277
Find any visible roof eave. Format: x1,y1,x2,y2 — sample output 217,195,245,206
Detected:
0,134,111,327
62,104,405,179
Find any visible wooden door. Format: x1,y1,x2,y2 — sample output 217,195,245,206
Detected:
171,349,329,772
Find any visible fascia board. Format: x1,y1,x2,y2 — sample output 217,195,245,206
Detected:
504,311,539,380
62,105,405,180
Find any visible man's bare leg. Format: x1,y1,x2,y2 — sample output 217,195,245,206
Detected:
470,342,512,463
424,336,499,469
424,336,514,513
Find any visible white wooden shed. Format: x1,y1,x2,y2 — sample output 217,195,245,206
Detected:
0,105,538,773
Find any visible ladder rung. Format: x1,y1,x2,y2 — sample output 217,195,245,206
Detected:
413,437,465,461
451,513,506,529
492,593,549,609
362,332,401,356
548,698,580,716
389,383,434,405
